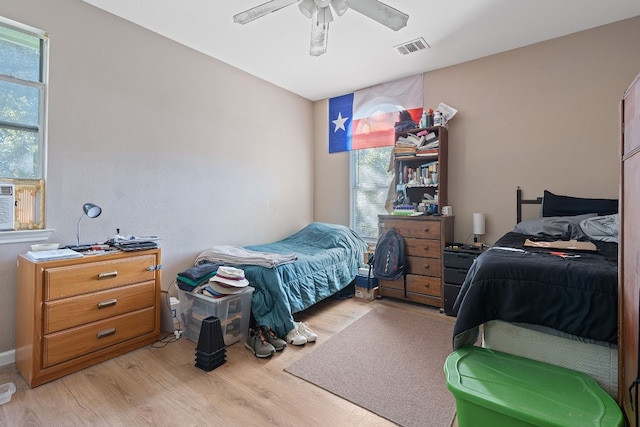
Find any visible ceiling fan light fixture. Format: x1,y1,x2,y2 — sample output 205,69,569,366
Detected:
330,0,349,16
317,6,334,23
299,0,316,18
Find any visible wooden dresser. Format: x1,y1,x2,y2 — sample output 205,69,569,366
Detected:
15,249,162,387
377,215,454,308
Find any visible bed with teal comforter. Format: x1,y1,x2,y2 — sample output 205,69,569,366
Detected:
241,222,367,338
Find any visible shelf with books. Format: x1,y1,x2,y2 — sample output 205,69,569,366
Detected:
393,126,448,213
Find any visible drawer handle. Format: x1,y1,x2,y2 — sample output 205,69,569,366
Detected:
423,264,430,269
423,228,429,232
97,328,116,339
423,245,430,250
98,271,118,280
97,299,117,309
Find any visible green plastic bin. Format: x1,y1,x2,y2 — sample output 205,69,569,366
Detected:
444,346,623,427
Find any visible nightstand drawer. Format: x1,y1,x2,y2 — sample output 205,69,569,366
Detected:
405,238,441,258
444,268,470,286
42,307,155,368
45,255,157,300
44,280,156,334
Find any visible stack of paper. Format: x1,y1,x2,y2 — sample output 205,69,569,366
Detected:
25,248,83,262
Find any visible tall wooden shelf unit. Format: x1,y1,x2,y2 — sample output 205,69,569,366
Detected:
15,249,162,387
376,125,453,309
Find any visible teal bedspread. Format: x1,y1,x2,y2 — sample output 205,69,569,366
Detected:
241,222,367,338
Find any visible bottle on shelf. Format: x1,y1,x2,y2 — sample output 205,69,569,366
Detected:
426,109,434,127
434,110,442,126
420,111,428,128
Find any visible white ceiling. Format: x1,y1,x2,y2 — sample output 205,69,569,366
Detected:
82,0,640,101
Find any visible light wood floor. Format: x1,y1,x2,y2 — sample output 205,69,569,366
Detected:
0,297,457,427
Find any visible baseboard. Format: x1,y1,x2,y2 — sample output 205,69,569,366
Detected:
0,349,15,367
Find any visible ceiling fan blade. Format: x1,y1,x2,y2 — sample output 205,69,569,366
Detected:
233,0,299,24
348,0,409,31
310,15,329,56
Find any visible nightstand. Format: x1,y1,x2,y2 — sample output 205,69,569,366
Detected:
443,244,485,316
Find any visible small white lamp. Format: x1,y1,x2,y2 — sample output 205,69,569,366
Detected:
472,213,486,246
77,203,102,245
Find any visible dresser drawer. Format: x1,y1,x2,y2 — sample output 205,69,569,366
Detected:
405,238,442,259
44,280,156,334
380,219,441,240
42,307,155,368
379,274,441,297
406,256,442,277
45,255,157,300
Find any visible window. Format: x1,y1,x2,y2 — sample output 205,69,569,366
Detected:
350,146,394,241
0,17,48,230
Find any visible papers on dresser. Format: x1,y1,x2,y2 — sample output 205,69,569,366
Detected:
25,248,83,262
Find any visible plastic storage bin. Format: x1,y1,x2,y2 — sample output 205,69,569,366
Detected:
0,382,15,405
444,346,623,427
179,286,254,346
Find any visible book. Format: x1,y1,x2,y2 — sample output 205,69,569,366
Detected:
415,149,438,156
25,248,83,262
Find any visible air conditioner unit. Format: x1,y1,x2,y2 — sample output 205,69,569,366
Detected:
0,184,15,231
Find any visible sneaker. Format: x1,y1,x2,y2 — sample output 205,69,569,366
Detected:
296,322,318,342
261,326,287,351
286,325,307,346
245,328,276,358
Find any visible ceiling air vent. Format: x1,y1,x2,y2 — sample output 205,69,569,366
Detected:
395,37,430,55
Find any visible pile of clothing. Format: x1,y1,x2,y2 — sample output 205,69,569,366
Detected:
176,261,221,292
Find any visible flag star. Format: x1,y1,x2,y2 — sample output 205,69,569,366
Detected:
332,112,348,132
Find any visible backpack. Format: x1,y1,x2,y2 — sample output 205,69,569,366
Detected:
372,228,406,281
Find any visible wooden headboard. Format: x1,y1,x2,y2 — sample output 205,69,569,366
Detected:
516,187,543,223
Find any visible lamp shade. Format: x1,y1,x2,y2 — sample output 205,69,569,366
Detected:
83,203,102,218
472,213,486,235
299,0,315,18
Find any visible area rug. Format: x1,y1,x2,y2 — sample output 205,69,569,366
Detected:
285,306,456,427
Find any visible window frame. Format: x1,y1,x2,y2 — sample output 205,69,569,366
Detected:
0,16,52,242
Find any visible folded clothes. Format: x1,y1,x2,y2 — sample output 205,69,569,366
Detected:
195,246,297,268
177,261,223,281
176,261,223,292
176,273,216,290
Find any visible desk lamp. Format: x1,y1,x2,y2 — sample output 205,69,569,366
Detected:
472,212,486,246
77,203,102,245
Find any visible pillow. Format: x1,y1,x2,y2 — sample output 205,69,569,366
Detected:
579,214,619,243
514,213,597,240
541,190,618,217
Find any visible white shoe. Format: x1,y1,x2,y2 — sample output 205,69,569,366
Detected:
286,325,307,346
296,322,318,343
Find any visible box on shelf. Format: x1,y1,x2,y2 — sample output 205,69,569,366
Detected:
178,286,254,346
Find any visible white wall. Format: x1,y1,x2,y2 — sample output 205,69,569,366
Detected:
0,0,314,352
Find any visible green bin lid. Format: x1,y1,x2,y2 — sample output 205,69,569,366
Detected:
444,346,623,427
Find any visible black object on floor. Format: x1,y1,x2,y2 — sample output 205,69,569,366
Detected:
195,316,227,371
331,281,355,300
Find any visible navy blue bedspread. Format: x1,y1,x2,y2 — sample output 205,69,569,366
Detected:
240,222,367,338
453,232,618,349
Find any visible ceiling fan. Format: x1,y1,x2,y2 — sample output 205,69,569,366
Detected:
233,0,409,56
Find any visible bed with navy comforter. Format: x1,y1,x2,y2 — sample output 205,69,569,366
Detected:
452,231,618,349
239,222,367,337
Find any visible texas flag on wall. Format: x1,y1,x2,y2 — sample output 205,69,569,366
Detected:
328,74,423,153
